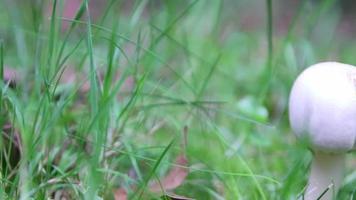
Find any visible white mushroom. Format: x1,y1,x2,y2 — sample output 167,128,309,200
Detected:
289,62,356,199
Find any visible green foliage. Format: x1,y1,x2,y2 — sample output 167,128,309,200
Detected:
0,0,355,199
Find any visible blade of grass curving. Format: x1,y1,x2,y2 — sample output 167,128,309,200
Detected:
138,100,225,110
33,23,44,98
51,166,82,197
55,0,118,69
84,71,144,136
94,32,196,94
117,74,146,122
135,139,175,200
58,38,85,71
134,29,142,84
280,155,309,198
116,74,146,134
237,155,267,200
120,92,202,103
48,0,58,74
5,0,30,67
103,19,119,98
257,0,273,102
83,0,101,198
266,0,273,69
100,36,133,67
306,0,337,36
143,1,198,94
30,95,47,148
273,0,306,68
123,141,143,181
149,0,198,46
61,1,199,94
68,133,280,184
54,0,86,69
29,0,45,33
0,41,3,189
130,0,148,28
50,64,69,100
150,24,213,68
212,0,223,37
50,36,85,100
196,54,221,99
203,111,268,199
0,40,3,112
58,18,178,63
84,0,99,116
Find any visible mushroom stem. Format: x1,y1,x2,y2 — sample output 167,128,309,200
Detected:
305,152,345,200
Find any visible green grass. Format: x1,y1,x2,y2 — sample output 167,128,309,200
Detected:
0,0,355,199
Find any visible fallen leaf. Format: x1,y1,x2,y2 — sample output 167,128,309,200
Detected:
114,188,128,200
113,127,191,199
149,155,188,192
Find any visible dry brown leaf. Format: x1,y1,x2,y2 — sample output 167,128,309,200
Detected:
113,127,190,199
149,155,188,193
114,188,128,200
113,155,189,199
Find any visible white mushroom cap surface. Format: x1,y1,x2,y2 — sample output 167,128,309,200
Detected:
289,62,356,152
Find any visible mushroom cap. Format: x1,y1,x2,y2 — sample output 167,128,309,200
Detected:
289,62,356,152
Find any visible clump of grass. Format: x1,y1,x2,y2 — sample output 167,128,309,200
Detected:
0,0,355,199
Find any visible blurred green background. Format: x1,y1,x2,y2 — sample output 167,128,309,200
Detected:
0,0,355,199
